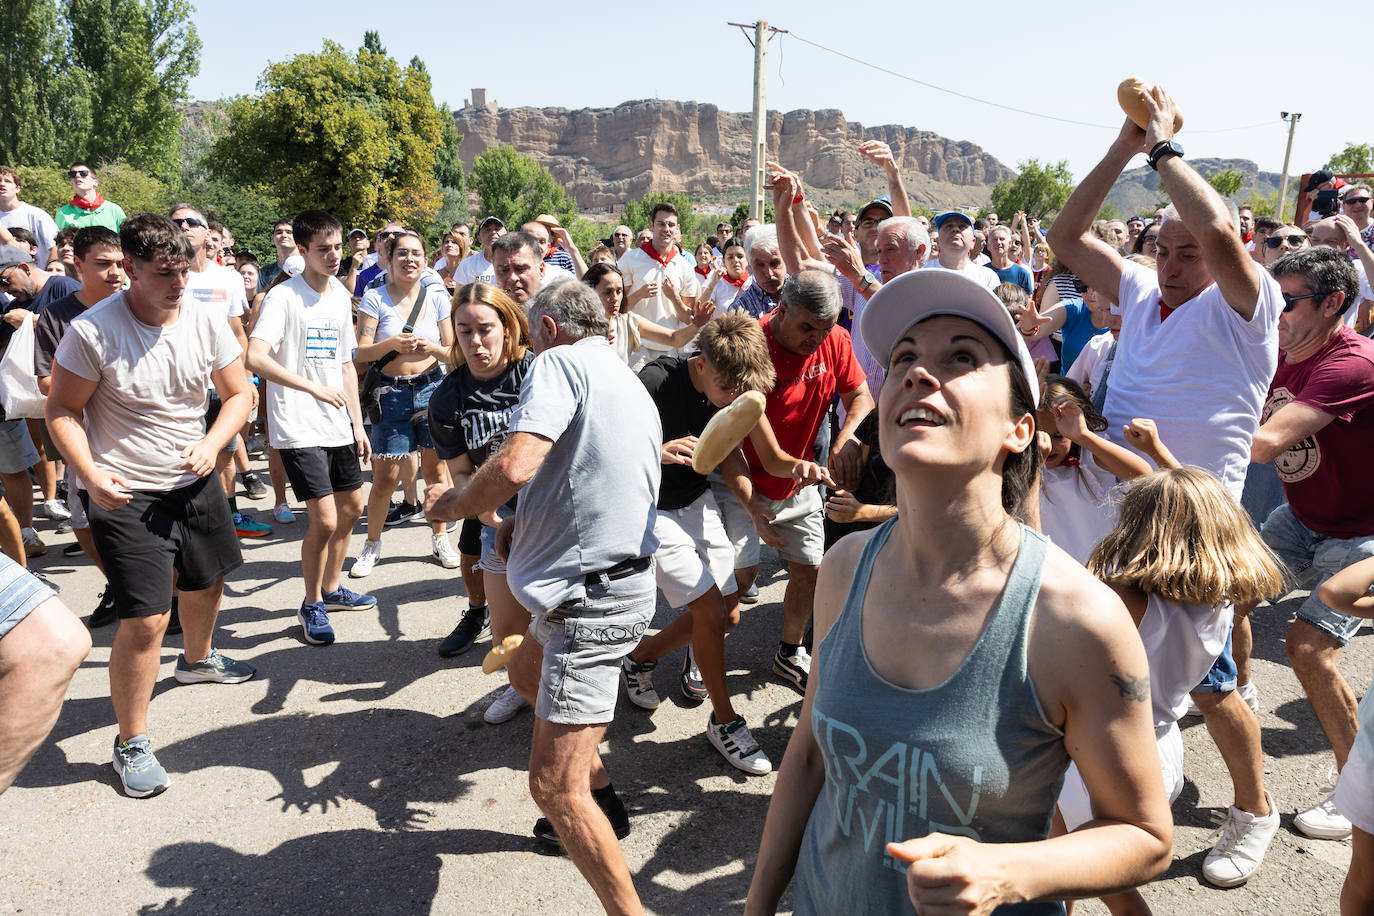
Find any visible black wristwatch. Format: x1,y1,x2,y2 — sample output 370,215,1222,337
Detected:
1147,139,1184,171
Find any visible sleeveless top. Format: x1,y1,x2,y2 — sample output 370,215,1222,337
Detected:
794,520,1069,915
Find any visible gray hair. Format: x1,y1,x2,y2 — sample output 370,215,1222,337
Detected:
879,216,930,254
1158,199,1241,234
779,269,841,322
490,230,541,260
526,279,610,341
1269,246,1359,312
744,224,779,256
166,203,205,222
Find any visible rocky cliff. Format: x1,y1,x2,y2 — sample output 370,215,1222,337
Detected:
1105,158,1282,216
453,99,1015,212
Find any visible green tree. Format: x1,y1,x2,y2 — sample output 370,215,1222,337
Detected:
0,0,91,165
1325,143,1374,176
211,37,445,232
989,159,1074,221
65,0,201,177
469,145,576,230
1205,168,1245,199
1241,190,1278,218
1096,201,1122,221
729,200,774,233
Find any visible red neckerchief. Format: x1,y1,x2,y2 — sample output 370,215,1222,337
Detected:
1159,298,1176,322
722,272,748,288
694,265,711,278
1062,456,1080,467
1242,231,1254,243
70,193,104,211
638,241,674,267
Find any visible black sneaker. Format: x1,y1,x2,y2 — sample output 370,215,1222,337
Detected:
681,647,707,703
240,471,268,500
87,588,118,628
63,542,85,557
739,581,760,605
533,785,631,848
437,605,489,657
384,501,420,527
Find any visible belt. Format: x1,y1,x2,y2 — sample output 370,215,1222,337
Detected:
384,364,443,387
583,555,651,586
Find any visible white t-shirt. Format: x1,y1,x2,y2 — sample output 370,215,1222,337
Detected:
1344,259,1374,329
1038,453,1124,566
922,260,1001,292
250,274,358,449
1066,332,1115,397
1,202,58,268
617,246,701,354
358,283,451,349
453,251,493,285
1106,260,1280,500
1139,594,1231,728
184,262,248,321
710,276,748,311
55,292,241,491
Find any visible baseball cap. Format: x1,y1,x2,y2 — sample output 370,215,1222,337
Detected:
860,269,1037,389
479,216,505,231
933,211,973,231
1303,169,1335,193
0,244,34,271
859,195,894,220
282,254,305,278
347,227,368,239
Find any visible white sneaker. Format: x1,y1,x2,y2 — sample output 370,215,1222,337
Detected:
21,527,46,557
707,714,772,775
1202,790,1280,887
1294,772,1352,840
483,686,529,724
40,498,71,521
350,540,381,578
432,533,461,569
621,656,660,709
272,503,295,524
1238,681,1260,715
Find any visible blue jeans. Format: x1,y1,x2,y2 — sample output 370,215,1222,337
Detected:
1261,504,1374,645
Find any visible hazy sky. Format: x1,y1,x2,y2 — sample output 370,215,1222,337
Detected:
190,3,1358,186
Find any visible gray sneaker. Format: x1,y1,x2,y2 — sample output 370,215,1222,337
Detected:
112,734,170,798
174,649,256,685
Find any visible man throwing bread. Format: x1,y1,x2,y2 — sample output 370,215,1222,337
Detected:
424,280,660,914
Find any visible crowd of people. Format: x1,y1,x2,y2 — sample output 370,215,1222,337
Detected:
1,86,1372,916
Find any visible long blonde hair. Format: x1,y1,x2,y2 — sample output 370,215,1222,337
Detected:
1088,467,1286,606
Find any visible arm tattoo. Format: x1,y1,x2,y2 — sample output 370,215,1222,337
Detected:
1109,673,1150,703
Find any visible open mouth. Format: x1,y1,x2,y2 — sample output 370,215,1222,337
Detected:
897,406,945,428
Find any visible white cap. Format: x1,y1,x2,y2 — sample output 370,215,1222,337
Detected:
860,269,1038,389
282,254,305,277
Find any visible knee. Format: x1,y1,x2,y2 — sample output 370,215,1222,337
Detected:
508,666,537,703
724,605,740,631
1285,624,1336,673
528,767,573,812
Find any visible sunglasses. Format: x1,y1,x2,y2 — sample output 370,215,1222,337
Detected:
1265,234,1308,249
67,168,91,178
0,266,17,288
1281,290,1324,312
1344,197,1371,206
378,230,400,239
171,216,205,229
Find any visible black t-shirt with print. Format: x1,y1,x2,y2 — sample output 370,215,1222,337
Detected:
638,355,719,512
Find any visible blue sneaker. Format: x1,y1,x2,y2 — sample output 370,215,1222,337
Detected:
298,601,335,646
322,585,377,611
112,734,170,798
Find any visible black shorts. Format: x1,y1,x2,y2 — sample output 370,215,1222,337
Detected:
81,474,243,618
458,517,482,555
279,444,364,502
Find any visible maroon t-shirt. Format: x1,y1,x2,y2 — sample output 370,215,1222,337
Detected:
1265,325,1374,538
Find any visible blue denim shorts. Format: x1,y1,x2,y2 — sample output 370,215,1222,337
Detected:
0,419,39,475
529,565,655,725
0,551,55,639
1261,504,1374,645
368,368,440,458
1193,627,1238,694
477,507,513,574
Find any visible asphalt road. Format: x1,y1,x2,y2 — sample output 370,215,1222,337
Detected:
0,480,1364,915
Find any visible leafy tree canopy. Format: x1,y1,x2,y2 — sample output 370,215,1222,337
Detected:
989,159,1074,221
469,145,576,230
1325,143,1374,177
1205,168,1245,199
210,36,445,233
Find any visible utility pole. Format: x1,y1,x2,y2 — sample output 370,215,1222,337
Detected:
1277,112,1302,221
729,21,787,220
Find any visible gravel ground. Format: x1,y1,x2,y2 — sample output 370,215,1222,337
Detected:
0,483,1365,915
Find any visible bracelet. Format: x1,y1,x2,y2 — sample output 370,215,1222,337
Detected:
792,193,805,205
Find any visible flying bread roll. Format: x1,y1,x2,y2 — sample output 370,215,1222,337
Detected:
1117,78,1184,132
692,390,768,475
482,634,524,674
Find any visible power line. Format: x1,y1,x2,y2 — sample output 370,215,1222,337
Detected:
785,31,1277,136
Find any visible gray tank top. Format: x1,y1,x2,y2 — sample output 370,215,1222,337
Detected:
794,519,1069,915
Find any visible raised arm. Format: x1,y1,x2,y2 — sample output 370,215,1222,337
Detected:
1045,121,1141,303
1144,89,1263,320
859,140,910,217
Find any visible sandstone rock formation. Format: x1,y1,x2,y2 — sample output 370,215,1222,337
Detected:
453,99,1015,211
